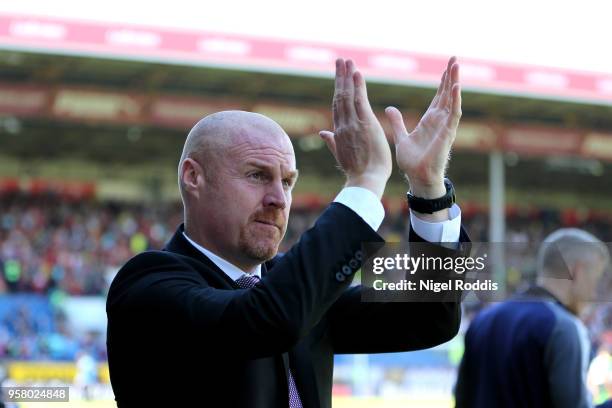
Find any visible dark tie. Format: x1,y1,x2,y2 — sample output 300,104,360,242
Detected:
235,274,304,408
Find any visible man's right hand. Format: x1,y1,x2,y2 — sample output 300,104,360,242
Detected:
320,59,392,199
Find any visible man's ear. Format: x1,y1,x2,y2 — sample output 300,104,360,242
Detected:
181,158,204,199
568,260,583,282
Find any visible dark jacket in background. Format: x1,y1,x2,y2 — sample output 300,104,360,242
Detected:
455,286,592,408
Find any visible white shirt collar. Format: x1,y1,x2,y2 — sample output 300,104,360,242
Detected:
182,231,261,281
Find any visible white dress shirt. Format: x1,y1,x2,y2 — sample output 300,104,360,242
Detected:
184,186,462,280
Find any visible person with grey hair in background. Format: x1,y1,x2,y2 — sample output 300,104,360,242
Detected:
455,228,611,408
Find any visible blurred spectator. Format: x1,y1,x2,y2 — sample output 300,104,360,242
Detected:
75,350,98,400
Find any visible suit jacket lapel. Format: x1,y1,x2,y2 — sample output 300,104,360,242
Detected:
163,224,237,288
290,343,321,408
164,226,319,405
261,261,293,390
263,261,321,408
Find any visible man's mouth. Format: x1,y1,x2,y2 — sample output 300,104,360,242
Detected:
255,220,281,230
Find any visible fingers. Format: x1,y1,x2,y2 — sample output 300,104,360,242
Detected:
429,70,446,110
333,58,365,128
446,82,462,130
438,56,457,109
342,60,358,119
442,59,461,130
319,130,338,159
384,106,408,146
332,58,346,127
353,70,375,120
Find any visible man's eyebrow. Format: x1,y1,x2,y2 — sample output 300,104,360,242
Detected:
244,161,299,180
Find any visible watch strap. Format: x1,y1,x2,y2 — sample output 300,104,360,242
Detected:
406,178,455,214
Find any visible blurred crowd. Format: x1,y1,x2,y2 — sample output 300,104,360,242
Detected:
0,297,106,361
0,193,182,295
1,192,611,363
2,192,611,297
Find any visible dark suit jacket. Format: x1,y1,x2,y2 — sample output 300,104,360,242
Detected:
106,202,469,407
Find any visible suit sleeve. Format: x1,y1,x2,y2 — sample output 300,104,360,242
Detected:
326,225,469,354
107,202,383,359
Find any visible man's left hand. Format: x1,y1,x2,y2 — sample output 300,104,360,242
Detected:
385,56,462,202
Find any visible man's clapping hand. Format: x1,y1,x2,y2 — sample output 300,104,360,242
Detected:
320,56,463,217
385,56,462,221
320,58,392,199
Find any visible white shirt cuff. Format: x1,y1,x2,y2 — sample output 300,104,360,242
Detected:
333,187,385,232
410,204,461,243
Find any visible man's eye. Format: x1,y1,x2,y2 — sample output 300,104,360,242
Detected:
282,179,293,189
248,172,265,181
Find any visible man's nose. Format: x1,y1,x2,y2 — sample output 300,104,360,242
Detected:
262,180,287,209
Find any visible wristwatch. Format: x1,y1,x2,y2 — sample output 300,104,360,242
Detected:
406,178,455,214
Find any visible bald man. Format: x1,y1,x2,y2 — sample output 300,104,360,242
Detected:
106,58,469,407
455,229,610,408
